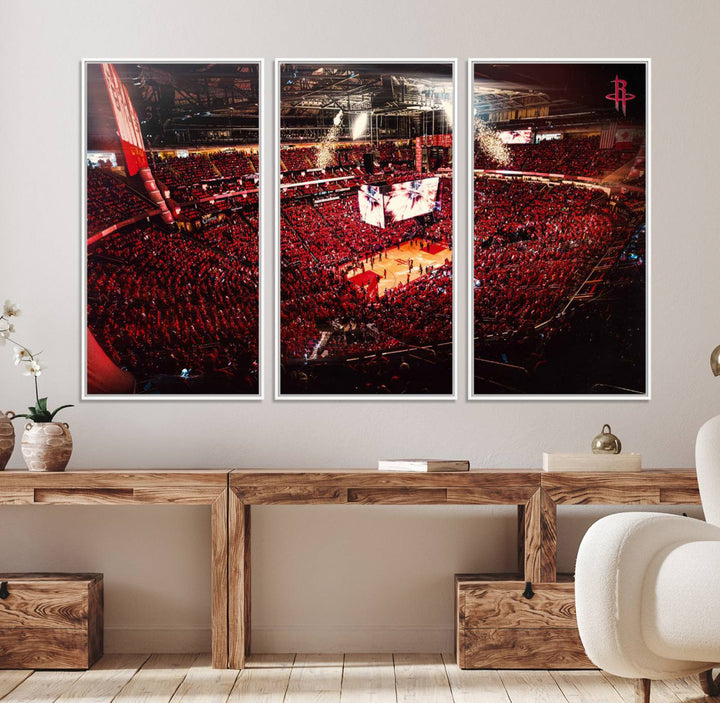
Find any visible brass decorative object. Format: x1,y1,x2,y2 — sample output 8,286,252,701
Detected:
711,344,720,377
592,424,622,454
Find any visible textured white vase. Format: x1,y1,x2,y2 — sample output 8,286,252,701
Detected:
0,410,15,470
21,421,73,472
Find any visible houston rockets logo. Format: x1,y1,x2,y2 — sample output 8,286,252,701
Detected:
605,76,636,116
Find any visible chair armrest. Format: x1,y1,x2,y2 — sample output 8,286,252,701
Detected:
575,512,720,679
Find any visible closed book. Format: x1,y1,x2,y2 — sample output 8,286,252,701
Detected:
542,452,642,472
378,459,470,472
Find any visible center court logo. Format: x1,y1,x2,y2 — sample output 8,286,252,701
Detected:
605,75,636,116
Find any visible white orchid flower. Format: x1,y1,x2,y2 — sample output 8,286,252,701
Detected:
3,300,21,318
23,359,44,377
14,347,32,365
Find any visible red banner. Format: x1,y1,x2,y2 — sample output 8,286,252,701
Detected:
415,134,452,171
417,134,453,148
415,138,423,172
101,63,148,177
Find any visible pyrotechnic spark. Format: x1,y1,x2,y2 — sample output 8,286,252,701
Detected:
316,110,343,169
474,119,511,166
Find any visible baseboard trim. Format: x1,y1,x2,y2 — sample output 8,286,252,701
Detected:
105,624,455,654
105,626,211,653
251,625,455,653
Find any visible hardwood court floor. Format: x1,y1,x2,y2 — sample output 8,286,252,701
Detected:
0,653,711,702
344,240,452,296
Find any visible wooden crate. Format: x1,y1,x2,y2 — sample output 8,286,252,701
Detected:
455,573,594,669
0,573,103,669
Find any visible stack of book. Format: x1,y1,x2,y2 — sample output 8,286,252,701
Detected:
542,452,642,472
377,460,470,472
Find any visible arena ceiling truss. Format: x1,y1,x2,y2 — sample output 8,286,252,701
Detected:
122,63,260,120
280,64,454,119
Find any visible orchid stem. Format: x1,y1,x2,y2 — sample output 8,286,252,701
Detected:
1,318,40,405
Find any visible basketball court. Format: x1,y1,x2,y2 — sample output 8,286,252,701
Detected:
344,239,452,296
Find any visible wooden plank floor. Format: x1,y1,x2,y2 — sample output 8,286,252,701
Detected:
0,654,711,702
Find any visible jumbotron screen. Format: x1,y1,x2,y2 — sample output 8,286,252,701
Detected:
358,185,385,228
498,128,533,144
384,177,439,223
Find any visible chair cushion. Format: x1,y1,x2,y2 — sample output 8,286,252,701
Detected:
643,540,720,662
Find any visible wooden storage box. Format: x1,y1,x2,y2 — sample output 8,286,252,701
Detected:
455,573,593,669
0,573,103,669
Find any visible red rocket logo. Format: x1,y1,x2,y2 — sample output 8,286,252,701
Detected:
606,76,636,116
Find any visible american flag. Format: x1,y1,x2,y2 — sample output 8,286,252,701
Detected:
600,122,617,150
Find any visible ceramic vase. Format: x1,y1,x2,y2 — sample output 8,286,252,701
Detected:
0,411,15,470
21,421,73,472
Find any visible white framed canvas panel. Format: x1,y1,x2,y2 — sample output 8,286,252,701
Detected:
468,59,650,400
82,59,264,400
275,59,457,400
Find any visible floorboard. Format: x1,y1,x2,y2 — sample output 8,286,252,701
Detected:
498,670,569,703
393,653,453,703
227,654,294,702
55,654,150,703
1,653,712,703
168,653,238,702
114,653,199,703
284,653,344,703
441,653,511,703
0,673,32,700
341,653,396,703
551,670,626,703
0,670,84,703
601,672,684,703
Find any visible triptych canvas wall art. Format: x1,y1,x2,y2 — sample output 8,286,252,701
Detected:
83,61,261,398
82,59,647,401
470,61,647,398
277,61,455,398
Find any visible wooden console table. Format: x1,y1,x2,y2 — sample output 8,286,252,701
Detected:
0,470,229,669
227,469,700,669
0,468,702,670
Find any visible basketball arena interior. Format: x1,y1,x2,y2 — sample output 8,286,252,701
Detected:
472,63,646,396
85,61,645,398
85,63,260,394
279,62,454,395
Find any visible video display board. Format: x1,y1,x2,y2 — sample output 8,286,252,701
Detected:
358,184,385,228
384,177,439,223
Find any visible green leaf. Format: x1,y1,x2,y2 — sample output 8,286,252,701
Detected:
37,397,48,412
28,406,37,415
49,405,73,421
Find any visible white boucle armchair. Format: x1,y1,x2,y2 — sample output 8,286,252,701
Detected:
575,415,720,702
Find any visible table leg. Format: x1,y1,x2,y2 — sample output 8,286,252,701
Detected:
518,488,557,582
228,489,251,669
211,489,228,669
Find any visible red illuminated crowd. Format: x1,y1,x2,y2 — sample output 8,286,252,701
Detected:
88,211,258,392
474,135,638,179
153,148,257,190
87,146,260,393
473,177,616,339
86,168,152,235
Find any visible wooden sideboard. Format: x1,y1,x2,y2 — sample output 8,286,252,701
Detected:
0,468,702,670
227,469,701,669
0,470,228,669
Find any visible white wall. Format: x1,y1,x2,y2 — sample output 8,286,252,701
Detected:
1,0,718,653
